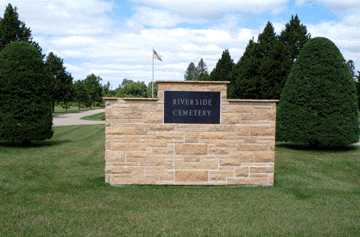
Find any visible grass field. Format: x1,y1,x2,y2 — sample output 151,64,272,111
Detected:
1,125,359,236
80,112,105,121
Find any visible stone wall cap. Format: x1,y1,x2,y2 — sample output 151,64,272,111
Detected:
123,97,159,101
102,97,159,101
227,99,279,103
156,80,230,84
102,97,118,100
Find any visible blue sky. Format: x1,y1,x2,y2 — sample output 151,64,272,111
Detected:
1,0,359,89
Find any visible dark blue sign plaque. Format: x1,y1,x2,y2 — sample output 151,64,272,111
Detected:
164,91,221,124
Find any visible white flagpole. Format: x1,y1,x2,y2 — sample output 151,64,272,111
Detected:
152,47,154,98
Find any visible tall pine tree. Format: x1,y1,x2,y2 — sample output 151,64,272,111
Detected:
356,71,360,110
184,62,197,80
0,3,42,55
229,22,280,99
210,49,234,82
257,21,283,99
197,59,208,75
196,58,209,81
278,14,311,91
229,16,310,99
228,38,261,99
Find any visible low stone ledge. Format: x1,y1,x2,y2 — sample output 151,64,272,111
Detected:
102,97,118,100
120,97,159,101
102,97,159,101
227,99,279,103
156,80,230,84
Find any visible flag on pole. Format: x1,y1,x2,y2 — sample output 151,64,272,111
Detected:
153,49,163,61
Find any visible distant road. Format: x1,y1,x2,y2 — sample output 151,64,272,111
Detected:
53,109,105,127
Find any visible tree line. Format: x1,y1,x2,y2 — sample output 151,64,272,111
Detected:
0,3,109,112
184,15,360,107
0,3,162,111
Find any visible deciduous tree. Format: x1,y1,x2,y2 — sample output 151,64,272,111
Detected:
147,81,158,98
115,81,147,98
84,74,103,108
73,80,90,110
45,52,73,112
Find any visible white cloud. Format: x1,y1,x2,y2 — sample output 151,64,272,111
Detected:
343,12,360,25
0,0,114,35
295,0,360,22
130,0,288,15
37,24,257,84
308,22,360,52
295,0,360,8
128,0,288,27
131,7,185,28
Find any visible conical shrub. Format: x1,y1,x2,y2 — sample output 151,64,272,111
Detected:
276,37,359,147
0,41,53,144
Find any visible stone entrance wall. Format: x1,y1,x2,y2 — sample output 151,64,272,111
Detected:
103,81,278,186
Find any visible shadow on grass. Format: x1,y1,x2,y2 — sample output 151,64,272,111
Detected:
0,140,72,148
85,176,106,188
276,142,359,152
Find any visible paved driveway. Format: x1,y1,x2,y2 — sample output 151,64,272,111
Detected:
53,109,105,127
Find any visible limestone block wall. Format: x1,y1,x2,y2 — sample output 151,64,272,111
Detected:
103,81,278,186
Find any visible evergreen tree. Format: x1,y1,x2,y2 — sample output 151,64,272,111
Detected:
256,21,283,99
184,62,197,80
278,14,311,92
346,60,356,78
356,72,360,110
276,37,359,147
279,15,311,63
0,41,53,144
197,72,210,81
228,38,261,99
84,74,103,108
196,58,208,75
229,17,310,99
210,49,234,82
0,4,42,55
229,22,281,99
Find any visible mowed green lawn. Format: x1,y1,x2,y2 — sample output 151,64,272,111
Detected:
80,112,105,121
0,125,359,236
